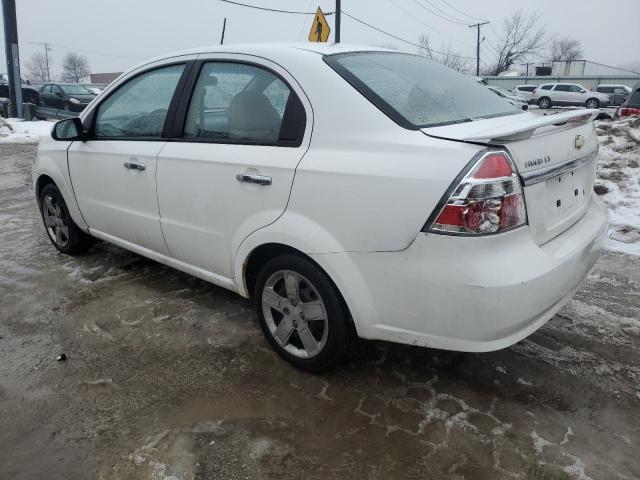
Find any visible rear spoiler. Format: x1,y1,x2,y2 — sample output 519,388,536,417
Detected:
446,109,599,143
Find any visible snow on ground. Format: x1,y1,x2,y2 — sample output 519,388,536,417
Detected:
0,118,53,143
594,116,640,256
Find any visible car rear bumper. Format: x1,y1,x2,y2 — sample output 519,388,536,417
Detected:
313,195,608,352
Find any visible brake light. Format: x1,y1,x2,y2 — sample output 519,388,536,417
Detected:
619,107,640,117
424,150,527,235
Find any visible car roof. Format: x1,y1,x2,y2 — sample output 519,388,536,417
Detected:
134,42,401,69
597,84,628,87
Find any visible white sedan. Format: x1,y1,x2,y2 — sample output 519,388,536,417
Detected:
33,44,608,371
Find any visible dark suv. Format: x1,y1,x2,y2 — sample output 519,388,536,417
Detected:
596,84,631,106
0,73,40,104
39,83,96,112
616,82,640,117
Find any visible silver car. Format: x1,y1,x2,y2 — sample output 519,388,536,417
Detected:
531,83,610,109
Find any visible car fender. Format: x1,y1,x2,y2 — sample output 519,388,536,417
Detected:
233,212,376,336
33,137,88,231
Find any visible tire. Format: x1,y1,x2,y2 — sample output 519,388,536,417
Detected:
585,98,600,109
39,184,94,255
538,97,551,109
254,254,352,372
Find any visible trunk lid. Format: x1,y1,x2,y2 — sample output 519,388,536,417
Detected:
422,109,599,245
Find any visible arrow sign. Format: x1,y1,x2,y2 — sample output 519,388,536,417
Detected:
309,7,330,42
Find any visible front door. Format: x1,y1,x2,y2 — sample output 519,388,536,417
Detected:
156,58,310,278
68,63,187,255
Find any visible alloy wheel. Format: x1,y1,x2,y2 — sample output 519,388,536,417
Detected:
261,270,329,359
42,194,69,247
586,99,598,109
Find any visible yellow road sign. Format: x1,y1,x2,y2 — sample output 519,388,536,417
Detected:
309,7,330,42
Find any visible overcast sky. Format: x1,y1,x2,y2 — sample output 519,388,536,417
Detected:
2,0,639,78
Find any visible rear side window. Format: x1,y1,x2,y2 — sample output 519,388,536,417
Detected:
182,62,304,145
541,85,553,90
324,52,518,129
94,64,185,138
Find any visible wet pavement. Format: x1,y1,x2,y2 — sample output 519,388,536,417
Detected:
1,142,639,480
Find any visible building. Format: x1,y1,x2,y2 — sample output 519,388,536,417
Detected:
89,72,123,84
517,60,639,77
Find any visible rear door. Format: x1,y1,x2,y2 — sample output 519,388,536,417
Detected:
68,61,190,255
156,55,311,278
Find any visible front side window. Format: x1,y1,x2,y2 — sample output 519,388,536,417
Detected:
94,64,185,138
614,87,628,94
569,85,584,93
62,85,93,95
183,62,296,143
541,85,553,90
324,52,518,129
554,85,570,92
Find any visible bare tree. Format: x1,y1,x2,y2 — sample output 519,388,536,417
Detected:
60,52,90,83
548,36,583,62
26,52,50,82
418,35,470,73
488,11,546,75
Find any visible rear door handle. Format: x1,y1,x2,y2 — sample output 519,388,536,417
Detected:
124,160,146,171
236,174,272,186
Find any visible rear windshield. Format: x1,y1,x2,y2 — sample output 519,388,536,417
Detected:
324,52,518,129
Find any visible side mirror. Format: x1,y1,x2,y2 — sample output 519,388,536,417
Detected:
51,117,84,141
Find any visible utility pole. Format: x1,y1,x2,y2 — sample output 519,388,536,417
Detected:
335,0,341,43
43,42,51,81
469,21,489,76
1,0,23,118
220,18,226,45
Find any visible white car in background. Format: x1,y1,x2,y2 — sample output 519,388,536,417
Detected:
511,84,537,101
487,85,528,110
532,83,610,109
33,44,607,372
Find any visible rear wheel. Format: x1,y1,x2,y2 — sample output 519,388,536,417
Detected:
254,254,352,372
39,184,94,255
538,97,551,109
585,98,600,109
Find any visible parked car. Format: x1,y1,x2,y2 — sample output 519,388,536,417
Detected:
487,85,528,110
595,84,632,106
0,73,39,104
39,83,96,112
87,86,105,95
511,84,537,101
33,45,607,372
531,83,610,109
616,82,640,117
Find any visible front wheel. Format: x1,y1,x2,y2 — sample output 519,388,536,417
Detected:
39,183,94,255
585,98,600,109
254,254,352,372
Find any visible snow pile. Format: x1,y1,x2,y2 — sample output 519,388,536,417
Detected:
595,116,640,256
0,118,53,143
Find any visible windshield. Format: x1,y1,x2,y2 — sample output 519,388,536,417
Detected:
61,85,93,95
324,52,519,128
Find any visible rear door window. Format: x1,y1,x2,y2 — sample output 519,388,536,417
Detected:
324,52,518,129
182,62,304,145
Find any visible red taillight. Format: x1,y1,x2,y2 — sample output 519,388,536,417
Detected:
619,107,640,117
473,153,513,179
426,151,527,235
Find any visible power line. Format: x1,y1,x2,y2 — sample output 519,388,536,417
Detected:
387,0,474,49
341,10,477,60
408,0,467,25
219,0,333,15
438,0,487,22
417,0,469,24
23,41,144,60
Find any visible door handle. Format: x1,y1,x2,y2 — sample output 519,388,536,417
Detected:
124,160,146,171
236,173,272,186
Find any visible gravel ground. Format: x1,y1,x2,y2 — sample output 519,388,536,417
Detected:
1,142,639,480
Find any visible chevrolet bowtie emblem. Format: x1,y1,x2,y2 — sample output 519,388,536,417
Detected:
574,134,585,150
